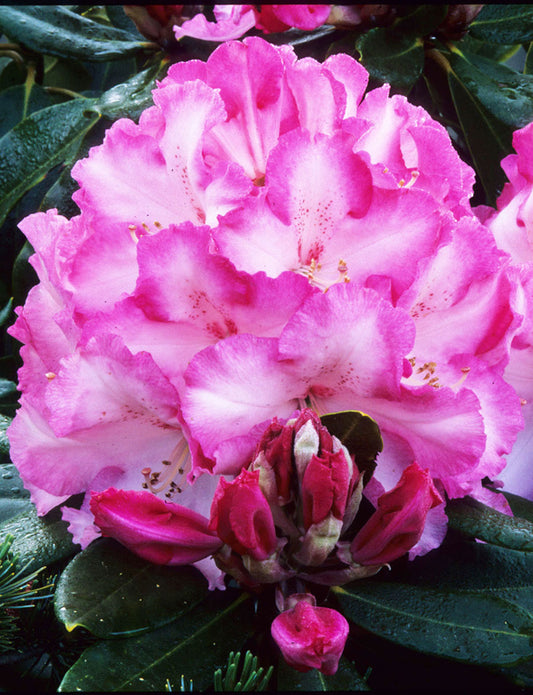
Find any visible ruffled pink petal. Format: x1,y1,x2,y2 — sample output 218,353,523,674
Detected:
45,333,178,438
194,37,290,180
497,400,533,501
73,79,242,229
399,216,522,370
284,56,346,136
322,52,368,119
182,335,301,461
173,5,256,41
278,284,414,399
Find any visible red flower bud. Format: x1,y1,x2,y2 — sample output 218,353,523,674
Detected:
90,487,222,565
301,449,353,529
209,469,277,560
350,462,442,566
271,595,349,675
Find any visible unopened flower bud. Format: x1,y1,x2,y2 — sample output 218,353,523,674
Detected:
209,469,277,560
349,462,443,565
271,594,349,675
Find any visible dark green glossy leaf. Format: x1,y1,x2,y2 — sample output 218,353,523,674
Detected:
387,539,533,616
80,56,139,95
320,410,383,481
0,6,157,62
504,491,533,524
94,60,168,121
58,590,255,692
0,506,78,573
0,463,33,523
470,5,533,45
0,412,11,457
444,47,533,203
356,28,424,93
54,537,210,637
0,300,12,329
105,5,146,39
458,34,521,64
0,55,26,91
277,656,369,691
12,240,37,310
0,98,100,227
333,580,533,666
43,55,94,95
525,42,533,75
447,496,533,552
0,83,57,139
392,4,448,37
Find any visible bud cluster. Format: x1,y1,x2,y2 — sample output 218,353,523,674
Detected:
209,409,441,587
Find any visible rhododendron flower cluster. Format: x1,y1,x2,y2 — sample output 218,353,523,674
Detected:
7,35,528,600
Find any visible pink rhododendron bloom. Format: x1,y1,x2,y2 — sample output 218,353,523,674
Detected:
173,5,331,43
7,35,526,565
182,283,522,516
271,594,349,675
480,121,533,501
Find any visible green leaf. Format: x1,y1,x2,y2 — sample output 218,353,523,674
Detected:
12,240,37,310
0,506,78,573
356,28,424,93
333,580,533,666
0,6,157,62
0,463,33,523
0,412,11,457
95,60,168,121
0,97,100,227
470,5,533,45
0,83,57,139
58,590,255,692
387,539,533,616
447,496,533,552
277,656,370,691
105,5,146,39
504,492,533,524
525,42,533,75
457,34,521,64
392,5,449,38
0,298,13,328
54,538,210,637
443,47,533,203
320,410,383,481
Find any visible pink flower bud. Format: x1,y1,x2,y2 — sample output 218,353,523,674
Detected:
90,488,222,565
301,449,353,529
271,596,349,675
253,418,294,504
349,462,443,566
209,469,277,560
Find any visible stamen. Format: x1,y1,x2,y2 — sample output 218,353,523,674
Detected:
337,259,350,283
398,170,419,189
45,372,56,380
451,367,470,390
141,439,191,498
